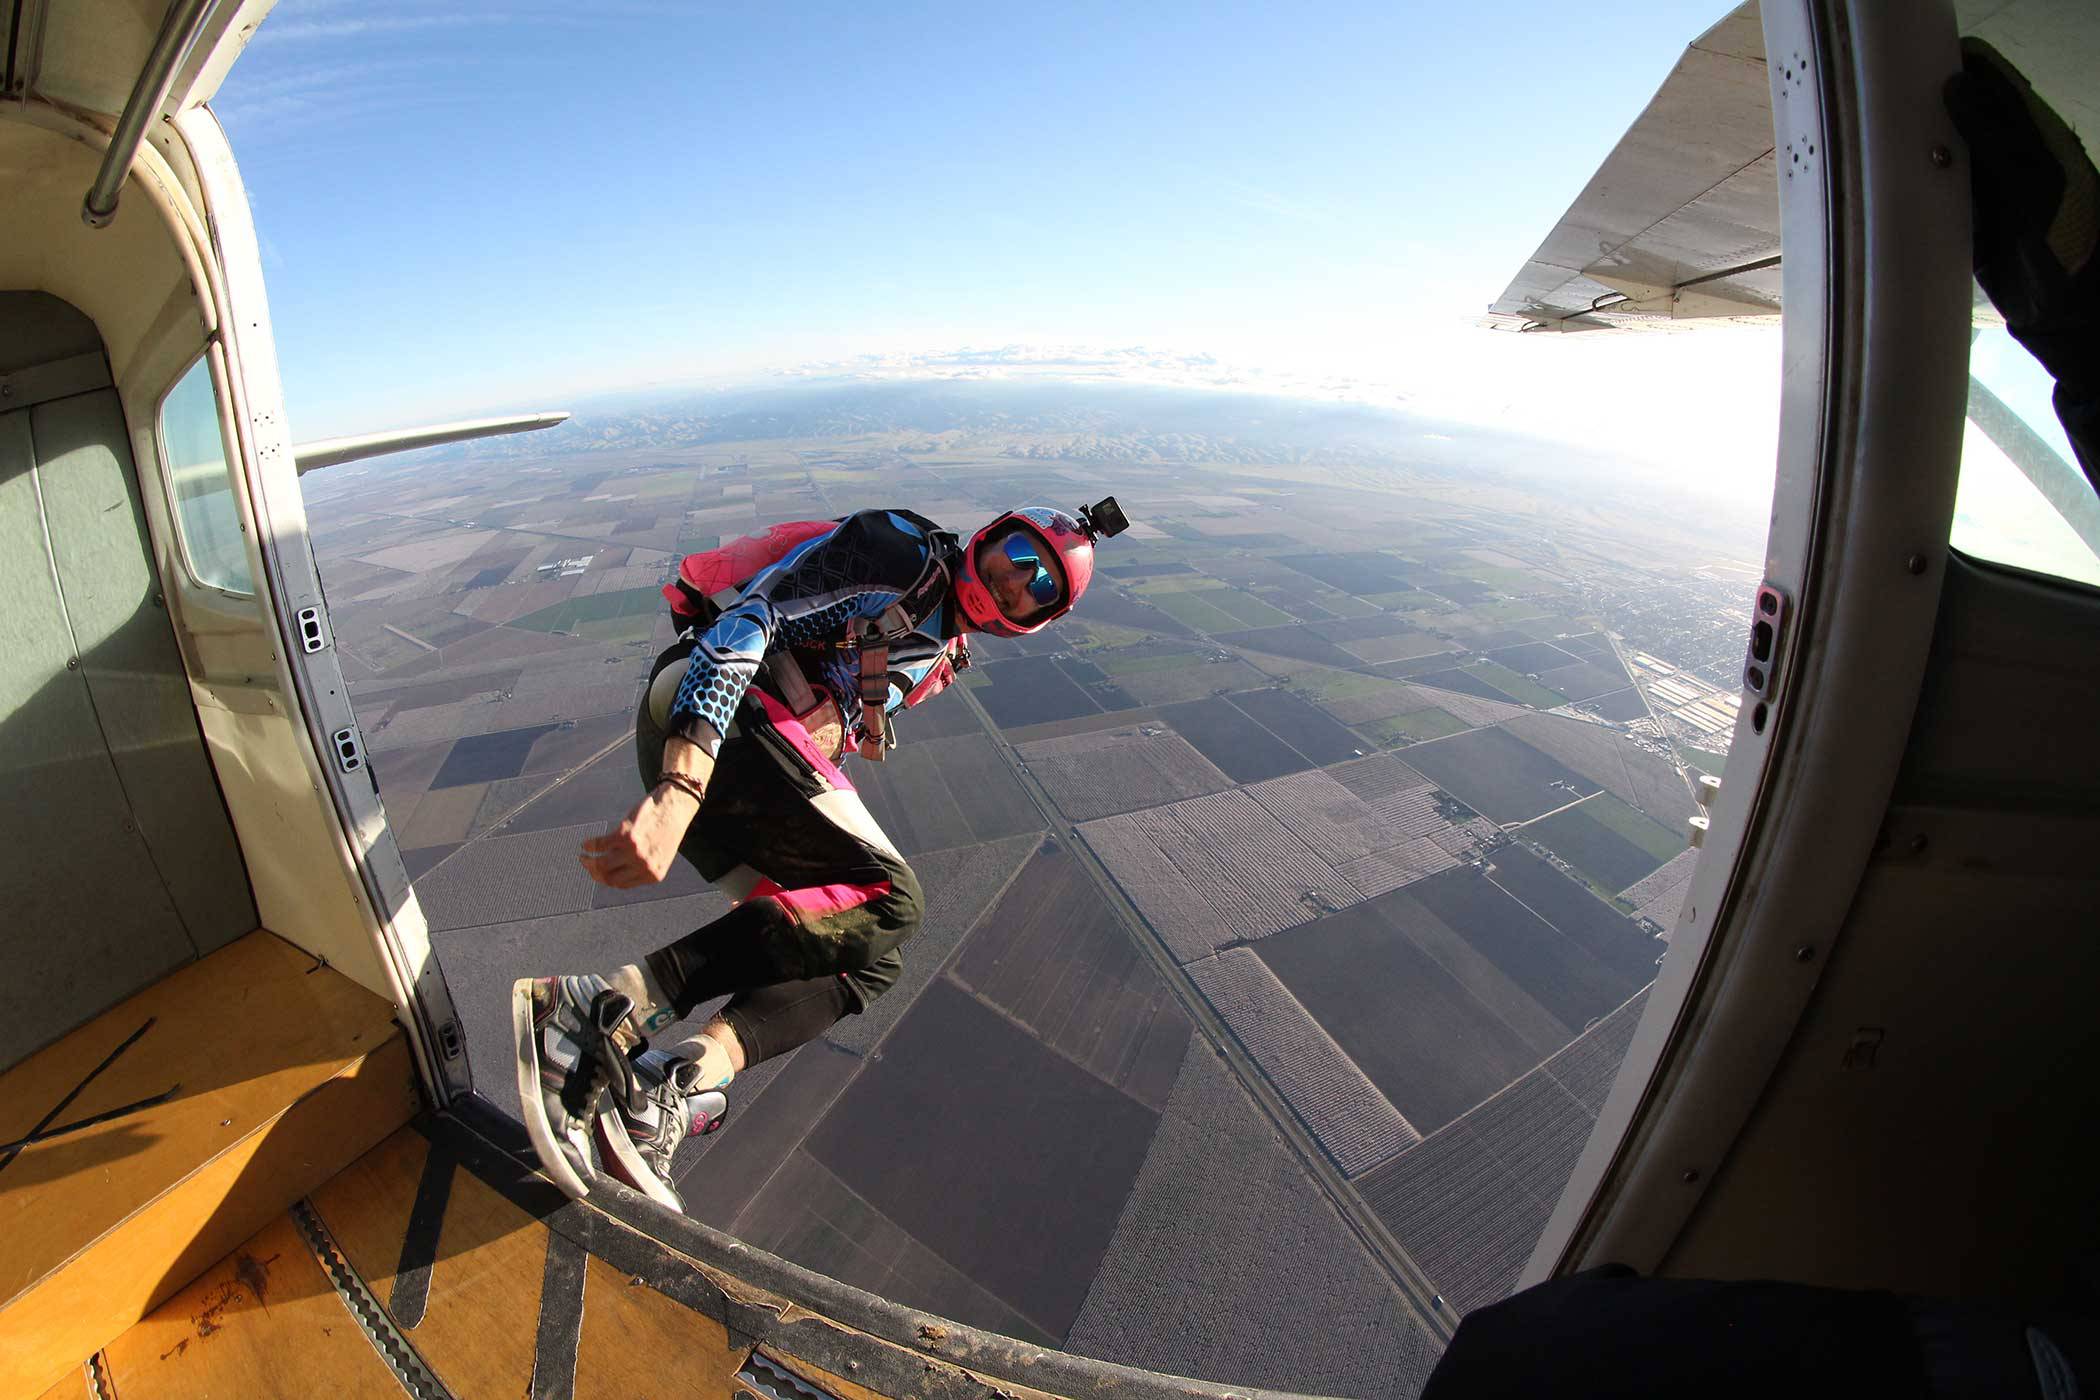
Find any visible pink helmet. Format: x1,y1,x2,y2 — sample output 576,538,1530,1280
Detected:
954,505,1099,638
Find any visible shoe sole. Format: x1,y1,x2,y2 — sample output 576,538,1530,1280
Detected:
592,1113,685,1213
512,978,595,1200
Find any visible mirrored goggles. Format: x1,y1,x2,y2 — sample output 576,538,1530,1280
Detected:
1001,532,1062,606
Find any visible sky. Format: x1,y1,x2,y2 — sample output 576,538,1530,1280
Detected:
217,0,1785,510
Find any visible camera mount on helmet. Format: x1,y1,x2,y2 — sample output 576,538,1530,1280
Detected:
1078,496,1129,541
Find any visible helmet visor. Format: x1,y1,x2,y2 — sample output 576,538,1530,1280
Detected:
1001,531,1064,606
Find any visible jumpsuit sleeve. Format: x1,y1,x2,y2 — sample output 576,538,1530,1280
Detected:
666,512,931,743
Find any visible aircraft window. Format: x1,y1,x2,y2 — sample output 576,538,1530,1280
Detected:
1953,322,2100,590
158,356,255,596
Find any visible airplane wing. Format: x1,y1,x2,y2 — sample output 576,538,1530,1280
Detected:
293,412,572,474
1486,2,1780,333
1488,0,2093,335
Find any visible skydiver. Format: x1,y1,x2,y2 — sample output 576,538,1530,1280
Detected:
512,500,1126,1211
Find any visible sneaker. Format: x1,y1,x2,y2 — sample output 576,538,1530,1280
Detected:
595,1048,728,1212
519,976,637,1189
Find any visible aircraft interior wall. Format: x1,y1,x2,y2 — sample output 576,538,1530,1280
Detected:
0,292,256,1072
0,111,398,1037
1664,553,2100,1307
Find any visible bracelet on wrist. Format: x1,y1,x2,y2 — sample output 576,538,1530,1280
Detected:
656,772,707,806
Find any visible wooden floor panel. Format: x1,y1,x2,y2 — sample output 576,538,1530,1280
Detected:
576,1252,742,1400
0,931,415,1399
55,1117,1110,1400
100,1213,402,1400
310,1129,545,1400
29,1367,87,1400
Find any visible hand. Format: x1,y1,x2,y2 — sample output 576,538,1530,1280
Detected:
578,783,701,889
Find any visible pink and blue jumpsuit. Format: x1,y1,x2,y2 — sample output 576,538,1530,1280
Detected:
632,508,964,1064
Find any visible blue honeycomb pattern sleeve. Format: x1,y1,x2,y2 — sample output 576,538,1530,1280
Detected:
669,595,777,737
666,512,931,736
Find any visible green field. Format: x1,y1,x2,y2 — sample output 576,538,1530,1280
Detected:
1099,649,1203,677
1677,743,1729,775
1129,574,1219,594
1071,619,1152,649
1366,707,1469,744
1312,590,1379,618
511,585,663,641
1146,587,1293,634
1467,659,1567,709
1289,668,1400,703
1578,791,1685,861
1203,589,1294,627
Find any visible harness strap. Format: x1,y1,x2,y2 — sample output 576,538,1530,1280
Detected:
856,618,892,761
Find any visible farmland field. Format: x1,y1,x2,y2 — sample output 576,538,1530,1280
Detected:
973,655,1103,728
1582,688,1650,722
1147,589,1251,634
509,585,663,640
854,733,1041,855
1021,726,1232,821
1158,699,1311,784
1410,667,1520,703
1532,661,1633,702
1465,659,1566,708
1311,613,1438,644
953,847,1190,1112
1115,659,1270,705
1256,896,1543,1135
1485,641,1582,674
806,978,1162,1342
1371,653,1472,679
1227,688,1367,765
1485,845,1662,986
1407,861,1647,1032
1278,553,1414,595
1401,726,1600,823
1098,649,1204,677
1504,711,1697,824
1082,586,1200,638
1580,790,1685,861
1521,801,1669,894
1214,626,1363,669
1055,656,1140,710
1343,631,1455,665
429,723,559,788
1364,708,1469,744
1208,589,1298,627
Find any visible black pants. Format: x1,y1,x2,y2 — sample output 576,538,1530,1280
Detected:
633,662,922,1066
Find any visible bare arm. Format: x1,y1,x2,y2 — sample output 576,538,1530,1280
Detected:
578,732,716,889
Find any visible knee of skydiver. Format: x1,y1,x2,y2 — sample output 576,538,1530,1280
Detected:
885,861,924,943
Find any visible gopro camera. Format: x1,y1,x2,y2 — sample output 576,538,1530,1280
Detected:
1079,496,1129,540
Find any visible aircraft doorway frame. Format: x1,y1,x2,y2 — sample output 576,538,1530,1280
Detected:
170,104,473,1105
1523,0,1971,1284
